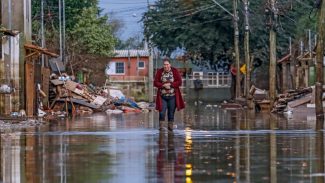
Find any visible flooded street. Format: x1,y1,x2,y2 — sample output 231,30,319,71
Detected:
1,104,325,183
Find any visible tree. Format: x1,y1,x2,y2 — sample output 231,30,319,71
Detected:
70,7,116,57
31,0,100,48
31,0,116,56
108,12,125,38
115,36,145,50
31,0,117,85
143,0,233,63
143,0,316,67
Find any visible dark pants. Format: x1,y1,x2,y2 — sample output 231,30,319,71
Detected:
159,96,176,123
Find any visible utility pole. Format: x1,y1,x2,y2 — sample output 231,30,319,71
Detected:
315,0,325,128
41,0,45,66
268,0,277,107
62,0,66,64
147,0,154,102
243,0,252,108
233,0,241,98
212,0,240,99
58,0,62,62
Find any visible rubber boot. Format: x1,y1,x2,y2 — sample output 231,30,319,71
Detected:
168,123,173,131
159,121,164,131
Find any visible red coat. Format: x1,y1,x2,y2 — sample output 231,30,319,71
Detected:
154,67,185,112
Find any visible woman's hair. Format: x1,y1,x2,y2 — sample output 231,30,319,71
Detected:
163,58,170,63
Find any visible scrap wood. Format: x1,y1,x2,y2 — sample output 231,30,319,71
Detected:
56,98,100,109
24,44,59,57
50,79,64,86
65,80,78,91
73,88,84,95
249,85,257,96
91,96,107,106
70,92,84,100
272,87,312,113
288,93,312,108
68,86,95,102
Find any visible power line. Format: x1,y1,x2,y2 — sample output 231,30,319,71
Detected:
211,0,234,17
100,2,149,5
146,17,231,30
145,5,217,24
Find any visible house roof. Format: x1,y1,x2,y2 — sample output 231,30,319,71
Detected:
113,50,149,58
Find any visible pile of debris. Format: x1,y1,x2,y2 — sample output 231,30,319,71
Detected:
39,73,153,119
271,87,312,113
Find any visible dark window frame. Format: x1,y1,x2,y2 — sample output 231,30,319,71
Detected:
116,62,125,74
138,61,145,69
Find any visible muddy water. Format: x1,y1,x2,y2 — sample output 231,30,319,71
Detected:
0,104,324,183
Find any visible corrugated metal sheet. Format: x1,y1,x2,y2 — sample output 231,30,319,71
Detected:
113,49,149,58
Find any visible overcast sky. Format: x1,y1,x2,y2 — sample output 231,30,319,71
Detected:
99,0,155,41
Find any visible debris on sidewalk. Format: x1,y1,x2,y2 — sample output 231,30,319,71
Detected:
271,87,312,113
31,72,154,119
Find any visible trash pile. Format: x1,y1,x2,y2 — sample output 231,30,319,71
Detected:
39,73,154,119
271,87,312,113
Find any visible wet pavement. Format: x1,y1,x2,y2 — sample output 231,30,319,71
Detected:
1,103,325,183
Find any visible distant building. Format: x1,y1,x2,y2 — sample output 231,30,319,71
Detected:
106,49,149,82
105,49,151,100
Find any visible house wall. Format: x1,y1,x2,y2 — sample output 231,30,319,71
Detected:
108,56,149,78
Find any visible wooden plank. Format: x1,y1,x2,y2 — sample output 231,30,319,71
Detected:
288,93,312,108
50,79,64,86
24,44,59,57
91,96,107,106
25,62,35,117
25,51,39,59
42,67,51,104
56,98,100,109
65,80,78,91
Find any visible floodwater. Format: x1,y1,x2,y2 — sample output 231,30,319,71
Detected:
1,104,325,183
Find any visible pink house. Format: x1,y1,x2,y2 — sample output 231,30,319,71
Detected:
106,50,150,81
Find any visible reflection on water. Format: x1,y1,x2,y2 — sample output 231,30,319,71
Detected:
0,104,325,182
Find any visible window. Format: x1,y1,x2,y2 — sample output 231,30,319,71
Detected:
116,62,125,74
138,61,145,69
208,72,217,86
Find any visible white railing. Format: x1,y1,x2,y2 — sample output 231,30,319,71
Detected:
108,73,231,88
182,73,231,88
108,76,148,83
